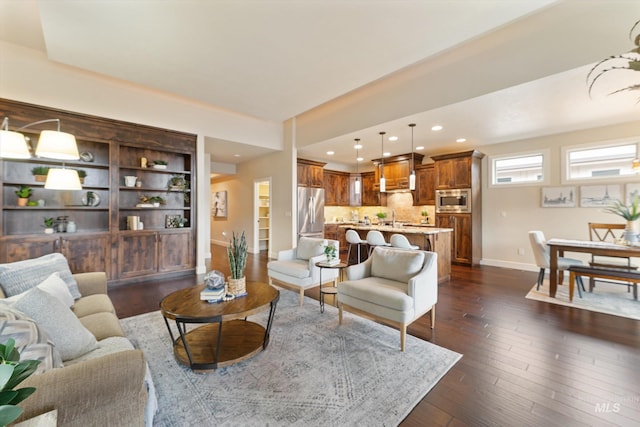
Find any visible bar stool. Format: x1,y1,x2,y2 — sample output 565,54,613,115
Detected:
366,230,390,256
346,229,368,264
390,234,420,250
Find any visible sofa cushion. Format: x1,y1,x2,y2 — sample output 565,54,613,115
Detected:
0,253,81,300
371,248,425,283
296,237,326,260
79,312,125,341
267,259,311,279
5,272,75,308
12,287,97,361
338,277,413,311
0,304,63,374
72,294,116,318
65,336,134,366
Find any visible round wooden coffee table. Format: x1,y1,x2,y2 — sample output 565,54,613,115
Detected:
160,281,279,370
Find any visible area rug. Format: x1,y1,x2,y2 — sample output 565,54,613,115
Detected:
526,279,640,320
121,289,461,427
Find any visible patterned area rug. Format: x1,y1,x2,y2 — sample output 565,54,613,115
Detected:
526,279,640,320
121,289,461,426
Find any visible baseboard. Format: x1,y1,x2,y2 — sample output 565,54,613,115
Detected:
480,258,539,272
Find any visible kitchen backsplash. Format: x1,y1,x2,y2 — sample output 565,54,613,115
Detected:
324,192,435,224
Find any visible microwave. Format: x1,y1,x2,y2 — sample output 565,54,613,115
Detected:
436,188,471,213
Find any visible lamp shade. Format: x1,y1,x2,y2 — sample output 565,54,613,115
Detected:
380,176,386,193
45,168,82,190
409,171,416,191
354,177,361,195
0,129,31,159
36,130,79,160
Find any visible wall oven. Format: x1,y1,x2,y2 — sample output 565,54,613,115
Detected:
436,188,471,213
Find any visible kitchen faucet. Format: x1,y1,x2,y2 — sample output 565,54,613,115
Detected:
392,209,396,228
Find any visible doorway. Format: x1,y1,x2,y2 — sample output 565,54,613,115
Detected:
254,179,271,256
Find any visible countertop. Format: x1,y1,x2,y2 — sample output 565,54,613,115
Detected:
340,224,452,235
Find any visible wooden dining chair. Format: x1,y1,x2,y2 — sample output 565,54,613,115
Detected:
587,222,637,291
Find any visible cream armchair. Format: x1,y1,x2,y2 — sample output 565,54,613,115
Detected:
337,247,437,351
268,237,339,305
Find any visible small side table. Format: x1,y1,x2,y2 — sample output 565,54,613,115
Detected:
316,261,348,313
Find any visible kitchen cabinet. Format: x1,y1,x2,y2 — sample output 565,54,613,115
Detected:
0,98,197,286
433,150,482,189
412,163,435,206
323,170,350,206
361,171,386,206
0,233,111,277
436,213,480,265
371,153,424,192
297,158,325,188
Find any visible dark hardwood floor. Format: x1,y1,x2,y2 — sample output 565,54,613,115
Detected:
110,245,640,427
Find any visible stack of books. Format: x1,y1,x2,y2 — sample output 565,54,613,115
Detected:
200,287,226,303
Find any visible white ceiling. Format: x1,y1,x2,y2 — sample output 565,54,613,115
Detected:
1,0,639,167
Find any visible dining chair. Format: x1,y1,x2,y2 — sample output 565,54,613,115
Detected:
528,230,585,293
587,222,637,292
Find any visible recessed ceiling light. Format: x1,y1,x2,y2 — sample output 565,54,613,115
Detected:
327,151,335,155
456,138,466,143
233,154,241,157
416,146,424,150
354,144,363,149
388,136,398,141
431,125,443,131
383,152,391,157
356,157,363,162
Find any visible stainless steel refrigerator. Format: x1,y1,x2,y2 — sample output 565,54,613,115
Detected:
298,187,325,238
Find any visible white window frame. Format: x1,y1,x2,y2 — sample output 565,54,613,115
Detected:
489,149,549,188
561,139,639,184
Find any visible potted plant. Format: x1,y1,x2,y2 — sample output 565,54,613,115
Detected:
43,217,55,234
421,210,429,224
168,174,190,203
152,160,168,170
376,212,387,224
148,196,165,207
31,166,49,182
324,244,338,264
587,20,640,99
603,194,640,242
75,169,87,184
0,338,40,427
227,231,247,297
15,185,32,207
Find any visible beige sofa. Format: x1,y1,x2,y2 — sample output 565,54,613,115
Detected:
0,271,149,426
337,247,438,351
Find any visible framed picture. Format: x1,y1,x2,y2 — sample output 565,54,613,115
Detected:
541,186,576,208
165,214,181,228
626,183,640,203
212,191,227,218
579,184,622,207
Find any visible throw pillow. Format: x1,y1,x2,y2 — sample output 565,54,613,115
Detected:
0,303,63,374
296,237,326,260
5,272,75,308
0,253,81,299
12,287,97,361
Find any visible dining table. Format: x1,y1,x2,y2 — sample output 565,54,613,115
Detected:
546,238,640,297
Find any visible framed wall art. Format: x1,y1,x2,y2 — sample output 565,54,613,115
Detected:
579,184,622,207
212,190,227,218
626,183,640,203
541,186,576,208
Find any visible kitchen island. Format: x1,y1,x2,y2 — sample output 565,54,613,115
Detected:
340,224,452,282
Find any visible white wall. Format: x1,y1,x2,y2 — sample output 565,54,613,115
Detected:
480,121,640,271
0,41,282,275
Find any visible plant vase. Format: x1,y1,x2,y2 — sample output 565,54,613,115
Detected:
34,174,47,183
227,276,246,297
625,220,640,243
44,228,54,234
17,198,28,207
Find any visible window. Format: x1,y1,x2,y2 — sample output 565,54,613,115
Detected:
490,151,547,186
565,142,637,181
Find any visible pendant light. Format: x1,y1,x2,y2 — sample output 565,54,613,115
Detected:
0,117,31,159
354,138,362,195
408,123,416,190
379,131,386,192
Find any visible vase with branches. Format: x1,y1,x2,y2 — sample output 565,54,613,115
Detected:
227,231,247,296
603,194,640,242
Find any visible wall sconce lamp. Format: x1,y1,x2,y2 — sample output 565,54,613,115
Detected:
379,131,386,193
0,117,31,159
408,123,416,191
354,138,362,195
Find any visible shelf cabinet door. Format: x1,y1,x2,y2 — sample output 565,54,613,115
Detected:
158,230,192,272
361,172,386,206
0,236,58,263
118,233,158,278
61,234,111,278
436,214,472,264
435,157,471,189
